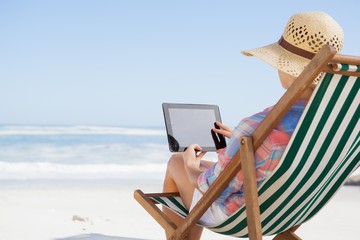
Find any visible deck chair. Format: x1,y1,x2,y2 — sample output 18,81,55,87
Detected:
134,45,360,240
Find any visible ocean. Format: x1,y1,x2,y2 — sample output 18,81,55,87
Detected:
0,125,173,181
1,124,357,183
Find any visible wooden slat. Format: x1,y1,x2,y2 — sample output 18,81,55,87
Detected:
146,192,180,204
146,192,180,198
331,54,360,65
134,190,177,233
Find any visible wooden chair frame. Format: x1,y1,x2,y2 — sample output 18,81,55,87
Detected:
134,45,360,240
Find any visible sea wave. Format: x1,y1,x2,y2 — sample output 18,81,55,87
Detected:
0,125,166,136
0,161,167,180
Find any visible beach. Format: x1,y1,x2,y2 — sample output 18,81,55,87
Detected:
0,179,359,240
0,125,359,240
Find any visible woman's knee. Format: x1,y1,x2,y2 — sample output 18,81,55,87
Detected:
167,153,184,170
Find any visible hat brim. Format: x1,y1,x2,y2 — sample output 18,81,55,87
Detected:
241,43,311,77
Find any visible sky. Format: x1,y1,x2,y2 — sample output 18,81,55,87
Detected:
1,1,359,127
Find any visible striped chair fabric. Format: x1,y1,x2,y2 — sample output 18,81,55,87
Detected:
151,70,360,238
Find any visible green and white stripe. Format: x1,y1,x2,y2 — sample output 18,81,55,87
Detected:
332,63,360,72
154,196,189,218
152,73,360,238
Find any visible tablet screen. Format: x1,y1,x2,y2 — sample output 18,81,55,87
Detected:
162,103,222,152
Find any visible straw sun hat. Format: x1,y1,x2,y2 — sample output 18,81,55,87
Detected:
241,11,344,78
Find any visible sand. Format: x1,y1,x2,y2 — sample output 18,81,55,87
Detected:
0,179,359,240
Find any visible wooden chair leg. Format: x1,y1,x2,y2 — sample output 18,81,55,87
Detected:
273,225,302,240
241,136,263,240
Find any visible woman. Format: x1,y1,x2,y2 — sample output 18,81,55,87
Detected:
162,11,344,239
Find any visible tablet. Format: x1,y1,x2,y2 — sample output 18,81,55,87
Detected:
162,103,222,152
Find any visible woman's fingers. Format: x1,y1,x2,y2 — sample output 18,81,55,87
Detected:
213,121,232,138
215,121,232,132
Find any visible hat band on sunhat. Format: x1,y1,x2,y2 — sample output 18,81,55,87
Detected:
278,36,315,60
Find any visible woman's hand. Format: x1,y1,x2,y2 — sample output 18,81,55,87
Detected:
183,144,206,170
183,144,206,187
212,121,232,139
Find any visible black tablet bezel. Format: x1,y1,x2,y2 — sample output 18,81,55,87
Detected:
162,103,222,152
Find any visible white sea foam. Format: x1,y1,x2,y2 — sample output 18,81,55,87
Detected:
0,161,167,180
0,142,170,164
0,125,166,136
